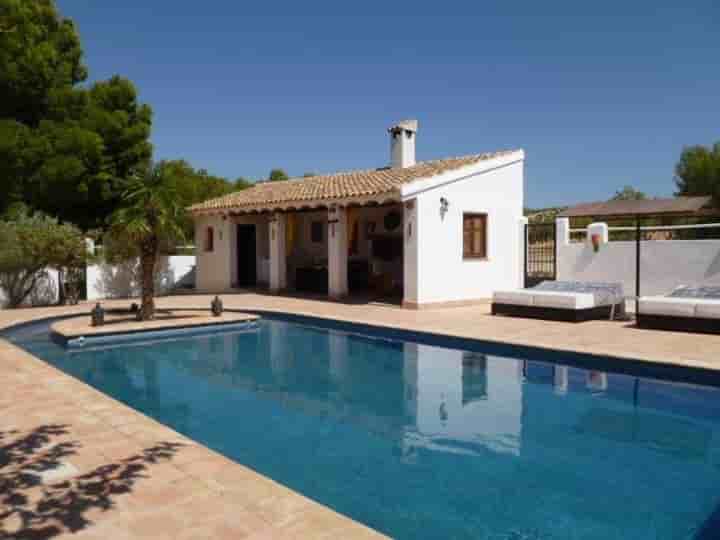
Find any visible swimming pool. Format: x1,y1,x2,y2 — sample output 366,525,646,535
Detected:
7,314,720,539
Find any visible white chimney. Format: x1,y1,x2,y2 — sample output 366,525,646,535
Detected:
388,119,418,168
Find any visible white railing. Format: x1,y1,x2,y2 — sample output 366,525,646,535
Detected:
557,218,720,298
569,223,720,239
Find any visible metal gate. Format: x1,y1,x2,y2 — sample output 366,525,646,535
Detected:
524,223,556,288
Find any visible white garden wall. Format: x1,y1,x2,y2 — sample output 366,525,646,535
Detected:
0,268,59,309
557,221,720,297
86,256,195,301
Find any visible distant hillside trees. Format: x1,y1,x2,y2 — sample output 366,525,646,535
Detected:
235,177,253,190
524,207,566,224
269,168,289,181
611,186,647,201
675,142,720,205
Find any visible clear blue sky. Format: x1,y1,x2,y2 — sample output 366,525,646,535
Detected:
57,0,719,208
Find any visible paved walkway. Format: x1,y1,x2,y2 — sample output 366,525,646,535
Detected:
2,292,720,539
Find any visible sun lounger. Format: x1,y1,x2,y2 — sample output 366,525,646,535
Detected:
637,286,720,333
492,281,624,322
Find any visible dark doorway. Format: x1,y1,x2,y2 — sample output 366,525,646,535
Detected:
524,223,556,288
236,224,257,287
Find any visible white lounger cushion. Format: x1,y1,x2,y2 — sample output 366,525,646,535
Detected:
639,296,720,318
693,299,720,319
530,291,596,310
639,297,695,317
493,290,596,310
493,290,535,306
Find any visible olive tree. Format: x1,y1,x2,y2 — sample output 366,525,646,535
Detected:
0,211,90,308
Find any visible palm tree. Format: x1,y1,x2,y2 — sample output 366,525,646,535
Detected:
110,163,185,320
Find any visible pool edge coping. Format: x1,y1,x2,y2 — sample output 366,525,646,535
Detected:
49,312,260,345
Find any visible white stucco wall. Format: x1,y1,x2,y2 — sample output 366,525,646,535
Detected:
86,256,196,300
195,214,233,291
403,157,525,304
558,236,720,297
195,214,269,291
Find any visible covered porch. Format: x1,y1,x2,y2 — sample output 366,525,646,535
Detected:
222,198,409,304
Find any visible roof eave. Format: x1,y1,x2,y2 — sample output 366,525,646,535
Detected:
399,149,524,200
189,191,403,217
557,196,715,219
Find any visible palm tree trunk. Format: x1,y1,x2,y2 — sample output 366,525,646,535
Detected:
138,237,157,320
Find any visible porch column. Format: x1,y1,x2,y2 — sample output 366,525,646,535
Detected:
269,212,287,292
327,206,348,298
519,216,528,288
403,199,419,307
555,217,570,282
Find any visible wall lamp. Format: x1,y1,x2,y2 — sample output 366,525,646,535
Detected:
440,197,450,219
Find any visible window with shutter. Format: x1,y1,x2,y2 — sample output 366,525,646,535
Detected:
463,214,487,259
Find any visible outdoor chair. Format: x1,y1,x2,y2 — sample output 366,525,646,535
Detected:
492,281,625,322
636,285,720,334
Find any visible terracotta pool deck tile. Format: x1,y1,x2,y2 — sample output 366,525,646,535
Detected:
66,450,115,472
118,509,185,540
243,528,297,540
166,442,222,466
197,509,275,540
88,439,148,462
111,420,194,445
112,420,166,438
242,491,319,528
90,410,152,428
123,475,208,510
55,525,134,540
275,502,375,539
133,461,188,485
201,463,300,501
175,455,239,478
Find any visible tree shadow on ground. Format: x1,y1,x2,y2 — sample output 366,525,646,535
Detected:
0,424,185,539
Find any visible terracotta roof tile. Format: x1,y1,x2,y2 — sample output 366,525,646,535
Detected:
190,151,519,213
558,196,714,218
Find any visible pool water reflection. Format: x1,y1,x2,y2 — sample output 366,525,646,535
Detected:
10,318,720,540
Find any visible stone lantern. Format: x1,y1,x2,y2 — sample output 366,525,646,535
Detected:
91,303,105,327
211,296,223,317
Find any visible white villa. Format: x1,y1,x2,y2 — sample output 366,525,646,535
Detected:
189,121,526,308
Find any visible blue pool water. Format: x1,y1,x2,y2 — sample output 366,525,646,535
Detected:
7,316,720,539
